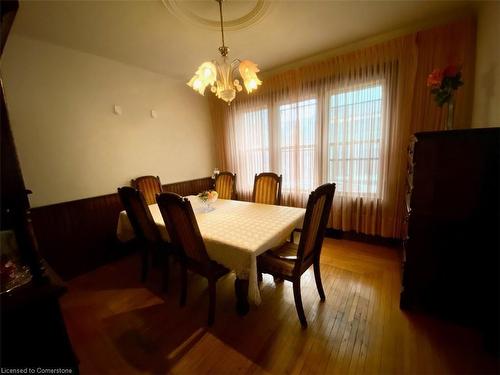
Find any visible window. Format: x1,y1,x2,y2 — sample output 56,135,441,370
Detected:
232,83,385,201
328,84,383,197
234,108,269,188
279,98,317,192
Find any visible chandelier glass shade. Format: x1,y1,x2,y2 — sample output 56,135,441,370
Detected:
187,0,262,104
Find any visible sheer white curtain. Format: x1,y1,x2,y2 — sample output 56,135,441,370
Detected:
278,97,319,206
233,106,270,200
224,76,324,207
319,75,392,234
211,36,417,238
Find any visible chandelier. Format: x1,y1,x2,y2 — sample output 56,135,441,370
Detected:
187,0,262,105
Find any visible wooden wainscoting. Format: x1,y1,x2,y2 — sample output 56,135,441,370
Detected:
31,177,213,280
162,177,214,197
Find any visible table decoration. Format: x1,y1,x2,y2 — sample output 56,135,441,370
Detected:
197,190,218,212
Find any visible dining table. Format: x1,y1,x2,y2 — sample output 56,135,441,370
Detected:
116,195,305,314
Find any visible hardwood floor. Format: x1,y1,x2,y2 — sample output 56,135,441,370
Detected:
60,238,499,374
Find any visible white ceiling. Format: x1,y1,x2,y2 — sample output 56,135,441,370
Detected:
11,0,478,81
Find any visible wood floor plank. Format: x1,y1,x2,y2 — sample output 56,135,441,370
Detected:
60,238,499,375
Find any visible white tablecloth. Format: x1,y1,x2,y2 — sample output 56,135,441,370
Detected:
116,196,305,305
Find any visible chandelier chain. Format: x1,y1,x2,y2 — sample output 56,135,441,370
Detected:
217,0,228,56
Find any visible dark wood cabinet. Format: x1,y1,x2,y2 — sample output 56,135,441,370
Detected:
1,2,79,369
1,265,79,370
400,128,500,352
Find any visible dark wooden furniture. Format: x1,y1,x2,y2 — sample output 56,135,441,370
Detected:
252,172,282,205
1,2,78,369
157,192,229,325
214,172,237,200
400,128,500,352
257,183,336,327
1,263,79,370
131,175,163,205
118,187,171,289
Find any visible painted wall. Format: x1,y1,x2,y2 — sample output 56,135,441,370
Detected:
1,34,215,207
472,2,500,127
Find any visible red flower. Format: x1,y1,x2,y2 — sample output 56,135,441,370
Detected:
427,68,444,88
443,64,460,77
427,64,464,106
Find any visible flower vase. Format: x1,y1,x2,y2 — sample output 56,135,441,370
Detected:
200,200,208,212
446,98,455,130
201,199,215,213
197,190,218,213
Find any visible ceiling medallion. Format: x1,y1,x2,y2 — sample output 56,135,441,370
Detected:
162,0,271,31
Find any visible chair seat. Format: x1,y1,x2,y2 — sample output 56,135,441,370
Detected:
257,242,299,278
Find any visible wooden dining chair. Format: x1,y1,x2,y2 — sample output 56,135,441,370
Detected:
118,186,171,289
214,172,236,200
156,192,230,326
131,175,162,205
257,183,336,328
252,172,282,205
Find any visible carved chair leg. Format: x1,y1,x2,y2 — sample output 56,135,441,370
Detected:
151,247,160,267
313,259,326,301
180,264,188,307
162,253,169,292
208,278,216,326
140,247,149,283
293,278,307,328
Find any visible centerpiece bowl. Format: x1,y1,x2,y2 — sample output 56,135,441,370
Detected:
197,190,218,212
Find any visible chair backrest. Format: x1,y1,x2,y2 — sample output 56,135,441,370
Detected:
252,173,282,205
118,186,162,244
295,183,336,274
156,192,210,265
131,175,162,205
214,172,236,200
